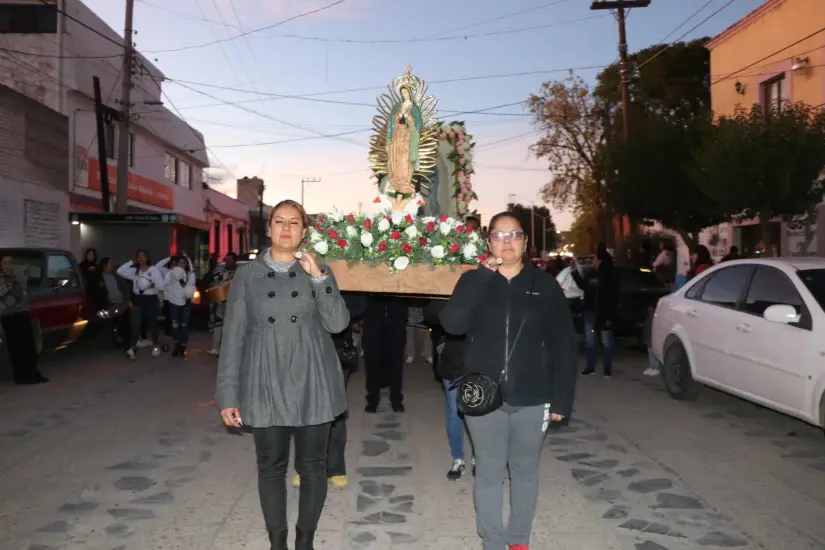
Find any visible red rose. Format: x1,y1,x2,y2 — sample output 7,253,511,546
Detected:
439,214,448,223
328,229,339,239
419,237,428,246
337,239,348,249
465,225,473,234
390,231,402,240
448,243,460,254
320,215,326,222
373,196,381,203
426,221,435,232
405,214,414,224
314,223,321,230
347,214,356,224
364,218,372,230
402,243,413,254
477,254,487,262
377,242,388,252
454,226,464,234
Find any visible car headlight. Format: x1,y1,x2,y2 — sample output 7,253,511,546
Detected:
192,290,201,305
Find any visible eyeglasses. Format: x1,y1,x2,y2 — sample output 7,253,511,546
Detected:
489,230,525,242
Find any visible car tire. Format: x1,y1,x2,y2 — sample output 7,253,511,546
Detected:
662,339,700,401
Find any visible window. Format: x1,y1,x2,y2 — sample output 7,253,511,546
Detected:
226,224,234,253
0,4,57,34
164,153,177,183
685,279,707,300
0,249,43,290
128,133,135,167
742,266,804,316
698,266,753,309
104,121,116,160
761,75,787,113
213,220,221,255
46,254,79,289
797,269,825,313
178,159,190,188
238,227,246,254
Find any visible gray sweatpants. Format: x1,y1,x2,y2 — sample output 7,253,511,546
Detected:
465,403,550,550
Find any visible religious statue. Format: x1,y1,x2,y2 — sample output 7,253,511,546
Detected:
369,66,439,213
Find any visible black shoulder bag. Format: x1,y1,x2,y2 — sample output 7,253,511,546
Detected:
452,316,527,417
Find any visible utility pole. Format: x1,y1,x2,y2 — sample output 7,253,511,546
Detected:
115,0,135,213
257,180,265,251
590,1,649,139
92,77,112,212
301,177,320,207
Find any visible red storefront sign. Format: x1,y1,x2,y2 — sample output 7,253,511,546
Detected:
87,158,175,210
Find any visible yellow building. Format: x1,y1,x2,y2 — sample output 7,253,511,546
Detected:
705,0,825,256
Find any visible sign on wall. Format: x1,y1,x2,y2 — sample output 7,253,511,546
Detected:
87,157,175,210
24,199,60,247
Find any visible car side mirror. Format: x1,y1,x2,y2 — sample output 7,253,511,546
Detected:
763,304,801,325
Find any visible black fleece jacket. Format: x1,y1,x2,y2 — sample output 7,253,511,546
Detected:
439,265,579,418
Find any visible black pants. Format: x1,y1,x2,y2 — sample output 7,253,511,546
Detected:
327,369,352,477
252,423,332,534
363,317,406,407
110,308,131,350
1,311,42,383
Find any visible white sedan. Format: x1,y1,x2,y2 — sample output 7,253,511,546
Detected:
650,257,825,431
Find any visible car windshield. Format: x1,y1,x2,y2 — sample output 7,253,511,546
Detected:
797,269,825,312
0,249,44,289
618,265,666,290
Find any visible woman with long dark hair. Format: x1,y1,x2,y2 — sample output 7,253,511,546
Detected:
689,245,714,279
79,248,103,308
439,211,578,550
117,249,165,359
216,199,349,550
163,254,196,357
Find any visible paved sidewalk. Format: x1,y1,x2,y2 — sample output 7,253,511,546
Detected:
0,337,638,550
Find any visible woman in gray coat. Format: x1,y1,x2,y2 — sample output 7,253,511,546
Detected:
216,199,350,550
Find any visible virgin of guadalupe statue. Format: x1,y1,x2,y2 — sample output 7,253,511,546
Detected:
369,66,438,213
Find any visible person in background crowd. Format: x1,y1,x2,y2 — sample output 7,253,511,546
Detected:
99,257,131,350
163,254,196,358
118,250,165,360
207,252,238,356
362,294,408,413
575,244,619,377
720,245,740,263
216,199,349,550
689,245,714,279
425,300,475,481
642,302,661,377
439,211,578,550
0,255,48,385
79,248,103,308
545,256,566,277
652,240,675,285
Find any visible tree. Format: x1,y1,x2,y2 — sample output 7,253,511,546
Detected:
566,204,600,255
606,113,727,248
527,74,607,219
697,103,825,254
506,202,557,251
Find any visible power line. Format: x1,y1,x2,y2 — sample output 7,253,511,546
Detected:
711,25,825,86
144,0,349,54
420,0,577,38
249,14,608,44
657,0,715,43
0,46,120,59
637,0,738,71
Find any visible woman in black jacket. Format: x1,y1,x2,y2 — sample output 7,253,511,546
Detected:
573,245,619,377
439,212,578,550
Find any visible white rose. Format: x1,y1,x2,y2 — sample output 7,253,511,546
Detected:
309,229,323,242
469,232,479,242
313,240,329,255
463,243,478,260
391,212,406,226
393,256,410,271
345,225,358,238
439,221,451,236
377,218,391,232
421,216,436,224
363,211,376,220
404,225,418,239
430,245,445,259
330,212,344,222
360,232,374,247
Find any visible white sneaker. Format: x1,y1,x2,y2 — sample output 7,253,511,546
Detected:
152,347,161,357
643,368,660,377
446,459,466,480
137,339,153,348
126,349,136,360
406,356,413,364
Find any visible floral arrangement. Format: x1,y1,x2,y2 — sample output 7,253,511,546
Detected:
308,211,487,272
437,121,477,217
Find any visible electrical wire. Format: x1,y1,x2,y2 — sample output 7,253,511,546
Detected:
0,46,120,59
420,0,577,39
144,0,349,54
656,0,715,44
637,0,739,71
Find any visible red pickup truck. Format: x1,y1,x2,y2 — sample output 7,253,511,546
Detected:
0,248,93,355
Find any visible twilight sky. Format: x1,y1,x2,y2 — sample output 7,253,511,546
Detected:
85,0,760,229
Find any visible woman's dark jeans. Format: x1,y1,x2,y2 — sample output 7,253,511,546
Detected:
130,293,159,349
252,423,332,536
168,303,191,346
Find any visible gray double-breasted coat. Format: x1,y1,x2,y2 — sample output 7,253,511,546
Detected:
215,255,350,428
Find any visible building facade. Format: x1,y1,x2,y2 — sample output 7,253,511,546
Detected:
0,0,255,267
706,0,825,256
0,84,70,249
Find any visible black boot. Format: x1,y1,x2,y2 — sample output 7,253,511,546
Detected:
171,342,181,357
268,528,288,550
295,526,315,550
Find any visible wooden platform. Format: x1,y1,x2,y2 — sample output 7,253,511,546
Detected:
327,261,473,296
